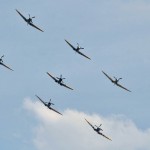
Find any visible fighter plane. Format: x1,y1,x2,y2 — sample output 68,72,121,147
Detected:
85,118,112,141
65,39,91,60
0,55,13,71
16,9,44,32
47,72,73,90
35,95,62,115
102,71,131,92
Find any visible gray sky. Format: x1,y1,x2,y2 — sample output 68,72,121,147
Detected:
0,0,150,150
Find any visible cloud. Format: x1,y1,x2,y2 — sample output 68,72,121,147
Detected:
24,98,150,150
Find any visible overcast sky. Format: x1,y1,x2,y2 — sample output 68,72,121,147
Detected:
0,0,150,150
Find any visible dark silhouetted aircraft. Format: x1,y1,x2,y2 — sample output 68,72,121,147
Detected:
65,39,91,60
35,95,62,115
102,71,131,92
0,55,13,71
47,72,73,90
85,118,112,141
16,9,44,32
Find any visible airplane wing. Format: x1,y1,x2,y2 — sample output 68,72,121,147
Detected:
16,9,27,22
50,107,62,116
29,22,44,32
85,118,95,130
116,83,131,92
60,82,73,90
47,72,58,82
35,95,46,105
78,51,91,60
98,132,112,141
65,40,76,50
0,62,13,71
102,71,114,82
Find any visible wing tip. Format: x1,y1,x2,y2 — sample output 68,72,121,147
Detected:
101,70,105,74
85,118,88,122
108,137,112,141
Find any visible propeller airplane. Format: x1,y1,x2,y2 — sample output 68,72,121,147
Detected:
16,9,44,32
35,95,62,115
0,55,13,71
65,39,91,60
85,118,112,141
102,71,131,92
47,72,73,90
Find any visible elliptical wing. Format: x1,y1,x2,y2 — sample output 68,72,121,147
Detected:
116,83,131,92
16,9,27,22
60,82,74,90
65,39,76,50
50,107,62,116
102,71,114,82
0,62,13,71
29,22,44,32
35,95,46,105
85,118,95,130
98,132,112,141
78,51,91,60
47,72,58,82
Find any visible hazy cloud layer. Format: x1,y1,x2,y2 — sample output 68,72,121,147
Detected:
24,98,150,150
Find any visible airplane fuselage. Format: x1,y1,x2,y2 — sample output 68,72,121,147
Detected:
112,80,118,84
94,129,101,134
56,78,63,84
76,47,80,51
47,102,52,107
26,18,32,24
94,127,102,132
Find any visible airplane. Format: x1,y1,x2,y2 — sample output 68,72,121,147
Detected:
102,71,131,92
0,55,13,71
65,39,91,60
47,72,73,90
35,95,62,115
85,118,112,141
16,9,44,32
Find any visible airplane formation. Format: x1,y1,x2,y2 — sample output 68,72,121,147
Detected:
1,8,133,144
